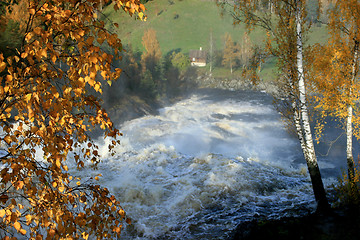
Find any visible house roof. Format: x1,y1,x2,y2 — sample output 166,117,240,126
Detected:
189,49,207,60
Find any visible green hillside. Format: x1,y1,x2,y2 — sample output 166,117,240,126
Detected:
103,0,266,55
102,0,328,80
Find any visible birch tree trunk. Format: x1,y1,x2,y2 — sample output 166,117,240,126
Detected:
294,104,307,153
296,1,328,210
347,39,359,192
347,104,355,180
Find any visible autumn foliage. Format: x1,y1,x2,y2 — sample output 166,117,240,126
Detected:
0,0,145,239
140,28,162,73
222,33,239,74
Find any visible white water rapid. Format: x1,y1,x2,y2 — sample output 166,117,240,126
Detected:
83,89,343,239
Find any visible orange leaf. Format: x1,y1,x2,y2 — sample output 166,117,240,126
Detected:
29,8,35,15
14,221,21,231
0,209,5,218
51,55,56,64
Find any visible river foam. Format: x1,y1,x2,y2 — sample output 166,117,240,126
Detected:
82,89,339,239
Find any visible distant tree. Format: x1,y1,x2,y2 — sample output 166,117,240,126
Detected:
122,45,142,91
141,28,163,96
0,0,29,58
222,33,239,74
141,28,162,73
239,32,254,68
171,51,190,72
140,69,157,97
208,29,215,73
0,0,146,239
1,0,29,32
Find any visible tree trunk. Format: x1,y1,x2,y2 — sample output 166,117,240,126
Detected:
347,39,359,195
293,103,306,153
347,104,355,182
296,1,329,211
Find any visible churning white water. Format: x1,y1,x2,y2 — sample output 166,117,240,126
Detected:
83,89,342,239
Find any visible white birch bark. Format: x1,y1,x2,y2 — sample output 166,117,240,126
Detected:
347,39,359,184
295,0,328,209
347,104,353,164
294,104,306,153
296,5,316,165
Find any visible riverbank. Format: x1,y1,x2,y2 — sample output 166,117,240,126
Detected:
194,73,280,96
103,72,280,126
230,206,360,240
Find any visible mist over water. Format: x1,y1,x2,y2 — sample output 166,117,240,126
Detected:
85,89,346,239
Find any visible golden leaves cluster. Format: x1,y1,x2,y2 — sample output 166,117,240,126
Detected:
0,0,145,239
309,0,360,140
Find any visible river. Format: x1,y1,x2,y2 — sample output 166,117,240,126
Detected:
86,89,349,239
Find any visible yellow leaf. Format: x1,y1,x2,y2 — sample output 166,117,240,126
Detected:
78,29,85,37
6,75,13,82
0,61,6,72
51,55,56,64
39,49,47,58
25,93,31,103
94,83,101,92
115,68,122,75
20,229,26,235
90,56,98,64
17,181,24,190
21,52,28,59
0,209,5,218
59,186,65,192
56,159,61,168
76,181,81,186
14,221,21,231
25,32,33,42
25,214,32,225
118,209,125,216
29,8,35,15
82,232,89,240
88,78,95,87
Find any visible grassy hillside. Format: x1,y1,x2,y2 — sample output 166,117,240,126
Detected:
102,0,328,81
103,0,265,55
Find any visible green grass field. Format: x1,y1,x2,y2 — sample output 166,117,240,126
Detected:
102,0,328,81
103,0,266,54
